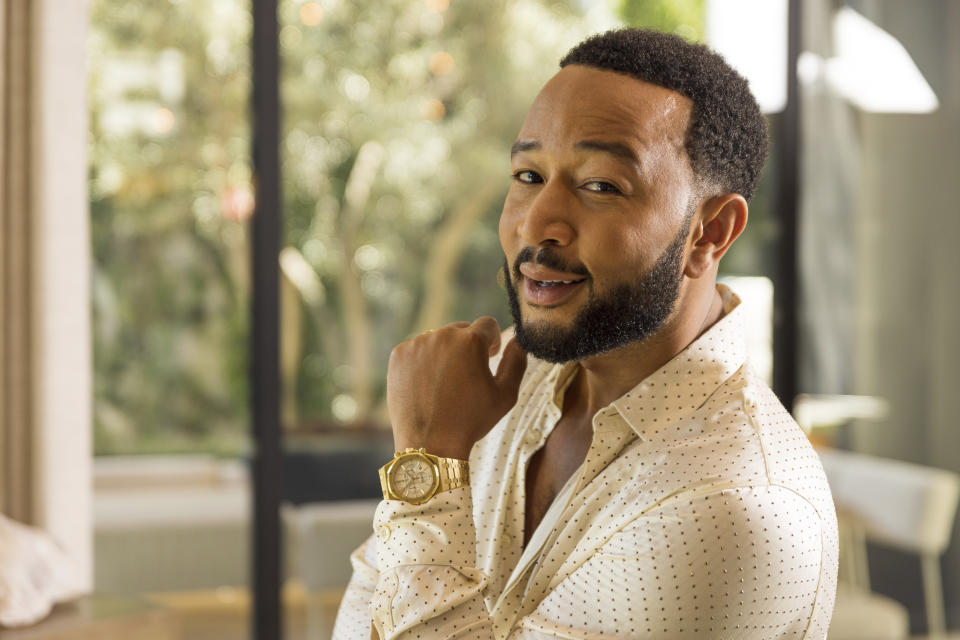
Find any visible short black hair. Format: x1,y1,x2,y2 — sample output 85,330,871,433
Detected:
560,28,768,200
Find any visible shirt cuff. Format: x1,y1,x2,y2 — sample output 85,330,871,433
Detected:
374,486,476,572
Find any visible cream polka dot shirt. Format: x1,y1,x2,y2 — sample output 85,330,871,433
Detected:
333,286,838,639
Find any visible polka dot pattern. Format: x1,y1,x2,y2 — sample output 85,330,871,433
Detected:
332,286,838,639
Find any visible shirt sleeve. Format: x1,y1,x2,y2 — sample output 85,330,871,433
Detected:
517,484,833,639
369,486,497,639
332,533,381,640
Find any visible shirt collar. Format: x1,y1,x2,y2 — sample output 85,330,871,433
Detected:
610,284,747,440
540,285,747,441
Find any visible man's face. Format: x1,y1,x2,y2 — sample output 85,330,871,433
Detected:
499,64,698,363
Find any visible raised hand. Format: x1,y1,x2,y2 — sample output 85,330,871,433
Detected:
386,316,527,460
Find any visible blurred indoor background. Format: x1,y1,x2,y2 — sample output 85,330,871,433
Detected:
1,0,958,638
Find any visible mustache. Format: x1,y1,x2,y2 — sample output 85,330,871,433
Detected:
512,246,590,281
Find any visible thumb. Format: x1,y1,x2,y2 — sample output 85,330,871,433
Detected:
493,338,527,401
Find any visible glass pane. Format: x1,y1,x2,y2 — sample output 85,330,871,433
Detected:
88,1,259,637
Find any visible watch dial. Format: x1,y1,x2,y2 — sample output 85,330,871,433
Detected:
390,456,437,500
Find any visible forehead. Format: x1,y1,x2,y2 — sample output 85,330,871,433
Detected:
517,64,692,155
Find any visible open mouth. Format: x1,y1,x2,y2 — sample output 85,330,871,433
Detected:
517,262,589,307
522,276,587,306
531,279,583,287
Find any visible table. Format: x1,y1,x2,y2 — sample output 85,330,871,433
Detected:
0,596,178,640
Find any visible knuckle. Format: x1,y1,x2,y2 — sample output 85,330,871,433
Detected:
473,315,496,330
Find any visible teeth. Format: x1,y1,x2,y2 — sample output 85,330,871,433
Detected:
536,279,579,286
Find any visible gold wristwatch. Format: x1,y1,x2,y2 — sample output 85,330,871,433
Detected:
378,448,469,505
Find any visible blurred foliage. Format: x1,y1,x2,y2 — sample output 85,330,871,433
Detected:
89,0,253,455
88,0,621,455
617,0,706,40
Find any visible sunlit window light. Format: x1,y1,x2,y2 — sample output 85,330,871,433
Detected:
706,0,788,114
824,7,938,113
707,2,937,115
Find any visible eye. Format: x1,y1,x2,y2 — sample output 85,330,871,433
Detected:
582,180,621,194
512,169,543,185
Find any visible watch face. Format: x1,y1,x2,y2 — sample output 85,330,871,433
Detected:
388,454,439,502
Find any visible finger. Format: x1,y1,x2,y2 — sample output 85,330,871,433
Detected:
494,338,527,400
469,316,502,357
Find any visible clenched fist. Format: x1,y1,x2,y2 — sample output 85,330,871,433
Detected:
386,316,528,460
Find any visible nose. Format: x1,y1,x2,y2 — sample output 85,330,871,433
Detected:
515,180,575,248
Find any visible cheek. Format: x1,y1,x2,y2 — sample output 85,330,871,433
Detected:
583,224,665,282
498,195,522,252
497,209,511,253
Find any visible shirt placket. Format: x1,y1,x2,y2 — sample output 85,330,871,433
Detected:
503,409,637,630
491,371,570,636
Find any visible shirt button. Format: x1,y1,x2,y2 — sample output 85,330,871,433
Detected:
502,531,514,546
525,428,542,444
378,525,391,542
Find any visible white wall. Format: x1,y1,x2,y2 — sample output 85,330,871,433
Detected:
31,0,93,589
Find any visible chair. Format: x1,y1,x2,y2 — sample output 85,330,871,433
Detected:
285,499,380,637
818,448,960,638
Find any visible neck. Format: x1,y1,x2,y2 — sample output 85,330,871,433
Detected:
566,281,724,418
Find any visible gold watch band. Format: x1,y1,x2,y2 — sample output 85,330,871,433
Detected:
436,453,469,493
379,448,469,503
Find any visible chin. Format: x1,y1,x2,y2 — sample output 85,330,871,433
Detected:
512,321,584,364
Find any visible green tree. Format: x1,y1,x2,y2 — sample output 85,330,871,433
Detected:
617,0,706,40
89,0,253,454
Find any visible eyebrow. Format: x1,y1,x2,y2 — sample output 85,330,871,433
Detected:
510,138,640,168
574,140,640,167
510,140,540,156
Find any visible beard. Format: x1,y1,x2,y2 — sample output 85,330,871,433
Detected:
504,220,689,363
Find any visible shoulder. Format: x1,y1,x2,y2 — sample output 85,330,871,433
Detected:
533,484,836,638
616,484,835,608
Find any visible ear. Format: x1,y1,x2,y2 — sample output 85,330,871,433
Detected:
684,193,748,279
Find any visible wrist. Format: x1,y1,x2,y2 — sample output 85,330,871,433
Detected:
392,439,472,461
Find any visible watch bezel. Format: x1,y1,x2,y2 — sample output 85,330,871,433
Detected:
385,450,441,505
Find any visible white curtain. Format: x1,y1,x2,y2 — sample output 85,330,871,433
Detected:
0,0,36,525
0,0,93,588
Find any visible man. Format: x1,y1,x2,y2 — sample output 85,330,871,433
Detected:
333,28,838,639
